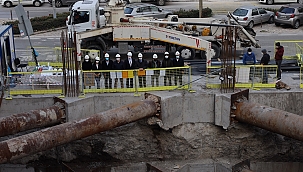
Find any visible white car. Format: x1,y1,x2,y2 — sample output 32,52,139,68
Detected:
1,0,45,7
259,0,303,5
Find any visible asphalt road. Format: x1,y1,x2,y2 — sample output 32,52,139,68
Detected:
3,0,303,75
0,1,283,20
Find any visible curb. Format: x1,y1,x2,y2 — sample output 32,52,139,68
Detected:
14,26,67,37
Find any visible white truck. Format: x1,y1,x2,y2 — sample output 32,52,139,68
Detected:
68,0,259,63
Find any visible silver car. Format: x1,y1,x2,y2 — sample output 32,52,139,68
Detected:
231,6,275,28
124,3,172,18
275,3,303,29
2,0,44,7
259,0,303,5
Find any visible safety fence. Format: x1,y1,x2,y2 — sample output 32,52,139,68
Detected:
275,40,303,61
82,66,191,94
4,66,191,98
206,65,278,89
296,43,303,66
5,69,64,99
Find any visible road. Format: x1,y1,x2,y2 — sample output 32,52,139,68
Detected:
14,30,303,74
3,0,303,74
0,1,283,20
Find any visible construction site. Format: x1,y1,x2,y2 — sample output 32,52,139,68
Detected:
1,0,303,171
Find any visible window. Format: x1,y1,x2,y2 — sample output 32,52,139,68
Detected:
150,6,159,12
298,7,303,13
73,11,90,24
233,9,248,16
279,7,295,14
258,8,267,15
100,9,104,15
141,7,151,13
124,7,133,14
252,9,259,16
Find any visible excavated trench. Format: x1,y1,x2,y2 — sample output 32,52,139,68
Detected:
1,91,303,171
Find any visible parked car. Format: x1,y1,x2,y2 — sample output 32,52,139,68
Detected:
127,0,166,6
124,3,172,18
48,0,75,7
230,6,275,28
1,0,44,7
275,3,303,29
259,0,303,5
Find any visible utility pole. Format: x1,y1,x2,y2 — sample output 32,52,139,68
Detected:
199,0,203,18
52,0,56,18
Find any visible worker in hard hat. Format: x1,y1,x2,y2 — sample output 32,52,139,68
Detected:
148,54,161,87
123,51,137,88
172,51,184,86
92,56,102,89
82,55,93,89
113,53,124,89
101,53,113,89
162,52,173,86
136,53,148,88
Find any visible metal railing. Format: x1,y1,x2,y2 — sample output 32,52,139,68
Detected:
206,65,277,89
275,40,303,60
81,66,191,95
4,66,191,98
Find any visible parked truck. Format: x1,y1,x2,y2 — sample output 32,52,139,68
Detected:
68,0,259,63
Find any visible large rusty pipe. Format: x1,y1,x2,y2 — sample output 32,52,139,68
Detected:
0,100,157,164
0,103,65,137
234,100,303,141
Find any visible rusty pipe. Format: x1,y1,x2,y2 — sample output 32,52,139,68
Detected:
0,100,157,164
233,100,303,141
0,103,65,137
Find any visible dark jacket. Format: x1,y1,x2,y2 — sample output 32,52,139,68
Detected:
260,53,270,65
113,60,124,70
101,60,114,70
162,58,173,68
172,57,184,67
243,52,256,65
275,46,284,61
92,62,102,77
149,59,161,68
137,59,148,69
123,58,138,69
82,61,92,71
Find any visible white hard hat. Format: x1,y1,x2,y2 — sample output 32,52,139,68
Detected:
115,54,121,58
84,55,89,60
95,56,100,61
138,53,143,58
104,53,109,58
127,52,132,56
175,51,180,56
153,54,158,59
164,52,169,55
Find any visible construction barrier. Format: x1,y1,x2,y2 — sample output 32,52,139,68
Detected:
82,66,191,94
4,67,191,98
206,65,277,89
6,69,63,98
275,40,303,60
296,43,303,66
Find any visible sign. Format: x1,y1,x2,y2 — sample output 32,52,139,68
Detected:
15,4,33,37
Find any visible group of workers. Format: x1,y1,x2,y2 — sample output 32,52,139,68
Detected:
242,42,284,83
82,51,185,89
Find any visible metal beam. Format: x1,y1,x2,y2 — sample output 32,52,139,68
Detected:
0,103,65,137
233,100,303,141
0,99,157,164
